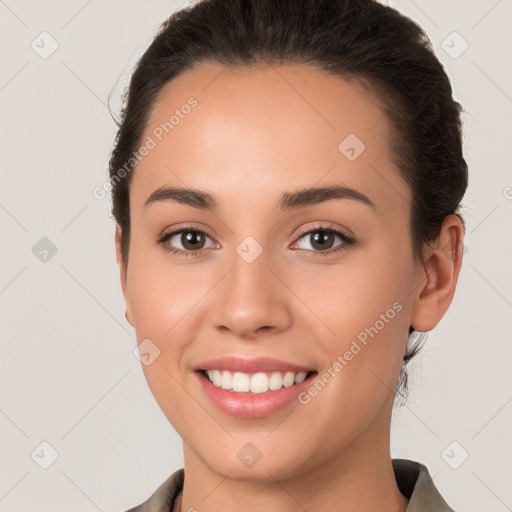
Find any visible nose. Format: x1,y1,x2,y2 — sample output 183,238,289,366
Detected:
211,249,293,340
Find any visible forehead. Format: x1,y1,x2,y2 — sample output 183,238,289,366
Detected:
131,62,409,215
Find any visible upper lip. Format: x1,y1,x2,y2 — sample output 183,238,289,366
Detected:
195,356,316,374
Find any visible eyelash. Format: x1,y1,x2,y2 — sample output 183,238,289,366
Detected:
157,223,355,258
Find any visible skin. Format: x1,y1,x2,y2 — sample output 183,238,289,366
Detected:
115,63,464,512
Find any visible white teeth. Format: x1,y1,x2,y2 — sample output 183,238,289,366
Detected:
220,370,232,390
232,372,250,392
294,371,308,384
283,372,295,387
268,372,283,390
211,369,222,387
250,372,269,393
205,369,310,393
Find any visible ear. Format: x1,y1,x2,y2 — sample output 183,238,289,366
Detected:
115,225,134,328
410,214,464,332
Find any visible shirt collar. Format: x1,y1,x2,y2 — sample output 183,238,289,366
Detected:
128,458,455,512
392,458,455,511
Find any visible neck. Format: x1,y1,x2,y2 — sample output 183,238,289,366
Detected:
177,403,408,512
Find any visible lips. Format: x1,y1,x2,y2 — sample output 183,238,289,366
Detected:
195,367,318,418
194,356,316,374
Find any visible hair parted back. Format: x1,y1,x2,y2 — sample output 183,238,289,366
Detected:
108,0,468,405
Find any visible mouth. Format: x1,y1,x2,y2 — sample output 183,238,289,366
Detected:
196,369,318,395
195,367,318,419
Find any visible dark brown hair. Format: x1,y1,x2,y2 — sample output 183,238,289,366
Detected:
108,0,468,404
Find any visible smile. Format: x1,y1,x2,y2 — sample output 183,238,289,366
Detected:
195,369,318,419
201,369,315,394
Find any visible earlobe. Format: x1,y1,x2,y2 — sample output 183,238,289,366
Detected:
410,214,464,332
115,225,134,328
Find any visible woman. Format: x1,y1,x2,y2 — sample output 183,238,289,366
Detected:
110,0,467,510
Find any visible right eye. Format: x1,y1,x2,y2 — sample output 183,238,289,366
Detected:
158,227,218,257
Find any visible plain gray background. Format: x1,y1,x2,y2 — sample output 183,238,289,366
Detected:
0,0,511,511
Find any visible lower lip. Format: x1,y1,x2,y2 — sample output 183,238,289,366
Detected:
195,370,317,419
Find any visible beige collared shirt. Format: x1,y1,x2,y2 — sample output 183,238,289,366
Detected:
124,458,457,511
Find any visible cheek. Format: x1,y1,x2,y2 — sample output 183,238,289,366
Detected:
291,259,411,446
127,255,200,427
126,247,205,337
291,247,411,339
292,245,413,393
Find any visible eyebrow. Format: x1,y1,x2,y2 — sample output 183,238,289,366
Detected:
143,184,376,212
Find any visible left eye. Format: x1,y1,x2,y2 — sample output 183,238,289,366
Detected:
293,229,350,252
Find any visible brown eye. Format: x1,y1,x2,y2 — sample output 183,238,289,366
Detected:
160,228,217,254
180,231,206,250
309,230,336,251
292,225,355,256
295,229,346,252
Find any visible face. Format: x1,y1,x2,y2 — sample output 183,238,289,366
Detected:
118,63,424,481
